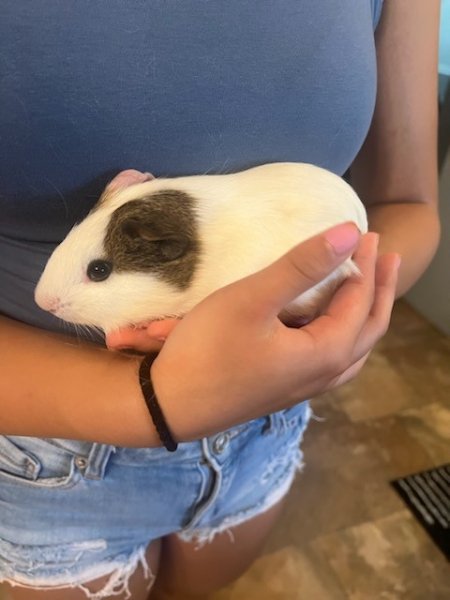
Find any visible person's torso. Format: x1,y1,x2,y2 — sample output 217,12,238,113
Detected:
0,0,383,331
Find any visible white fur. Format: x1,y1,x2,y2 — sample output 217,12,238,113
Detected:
35,162,367,332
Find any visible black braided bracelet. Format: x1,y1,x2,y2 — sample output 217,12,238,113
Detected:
138,354,178,452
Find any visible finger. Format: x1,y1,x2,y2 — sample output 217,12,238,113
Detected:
327,351,372,389
234,222,361,322
146,318,181,341
305,232,379,347
106,326,163,352
326,232,379,322
106,317,181,351
348,252,400,360
370,253,401,321
284,247,398,383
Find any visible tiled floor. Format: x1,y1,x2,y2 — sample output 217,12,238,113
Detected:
1,300,449,599
211,300,450,599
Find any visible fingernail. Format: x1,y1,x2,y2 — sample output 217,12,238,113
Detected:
325,222,360,255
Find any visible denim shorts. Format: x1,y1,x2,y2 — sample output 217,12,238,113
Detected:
0,401,311,599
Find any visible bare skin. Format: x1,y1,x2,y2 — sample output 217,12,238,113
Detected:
104,2,441,597
150,500,287,599
0,225,396,446
3,542,161,600
0,1,440,599
3,501,285,600
0,228,399,600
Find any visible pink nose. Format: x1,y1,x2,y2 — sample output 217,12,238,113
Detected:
37,295,63,314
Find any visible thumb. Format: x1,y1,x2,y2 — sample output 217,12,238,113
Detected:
242,222,361,321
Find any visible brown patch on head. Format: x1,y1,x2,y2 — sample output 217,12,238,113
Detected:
103,190,200,289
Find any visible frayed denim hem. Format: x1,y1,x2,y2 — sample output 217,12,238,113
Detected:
177,407,310,549
0,541,154,599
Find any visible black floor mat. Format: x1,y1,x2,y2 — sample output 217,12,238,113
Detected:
391,464,450,560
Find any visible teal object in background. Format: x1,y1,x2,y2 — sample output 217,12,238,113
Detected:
440,0,450,75
439,0,450,103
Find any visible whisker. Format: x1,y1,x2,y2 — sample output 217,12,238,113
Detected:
82,324,96,342
200,159,233,177
91,325,105,340
72,323,79,341
44,177,70,220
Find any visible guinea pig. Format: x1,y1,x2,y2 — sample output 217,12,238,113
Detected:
34,162,368,333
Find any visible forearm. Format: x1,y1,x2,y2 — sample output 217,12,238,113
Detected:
0,315,160,447
0,223,403,448
366,201,440,296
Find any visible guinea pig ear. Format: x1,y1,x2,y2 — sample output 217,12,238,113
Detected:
121,218,189,261
106,170,154,194
121,217,157,241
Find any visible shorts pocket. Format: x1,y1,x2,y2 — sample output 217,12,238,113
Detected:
0,436,90,490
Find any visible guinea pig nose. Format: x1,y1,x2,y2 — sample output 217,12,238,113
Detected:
38,295,62,313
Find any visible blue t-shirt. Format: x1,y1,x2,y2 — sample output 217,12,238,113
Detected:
0,0,383,331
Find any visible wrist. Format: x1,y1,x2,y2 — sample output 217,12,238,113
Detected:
139,354,178,451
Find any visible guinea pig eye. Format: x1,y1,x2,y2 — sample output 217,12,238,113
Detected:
87,259,113,282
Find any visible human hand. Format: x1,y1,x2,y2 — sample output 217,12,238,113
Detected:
106,318,180,352
140,222,400,441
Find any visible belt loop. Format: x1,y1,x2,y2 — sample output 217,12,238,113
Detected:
83,444,115,480
262,413,279,435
